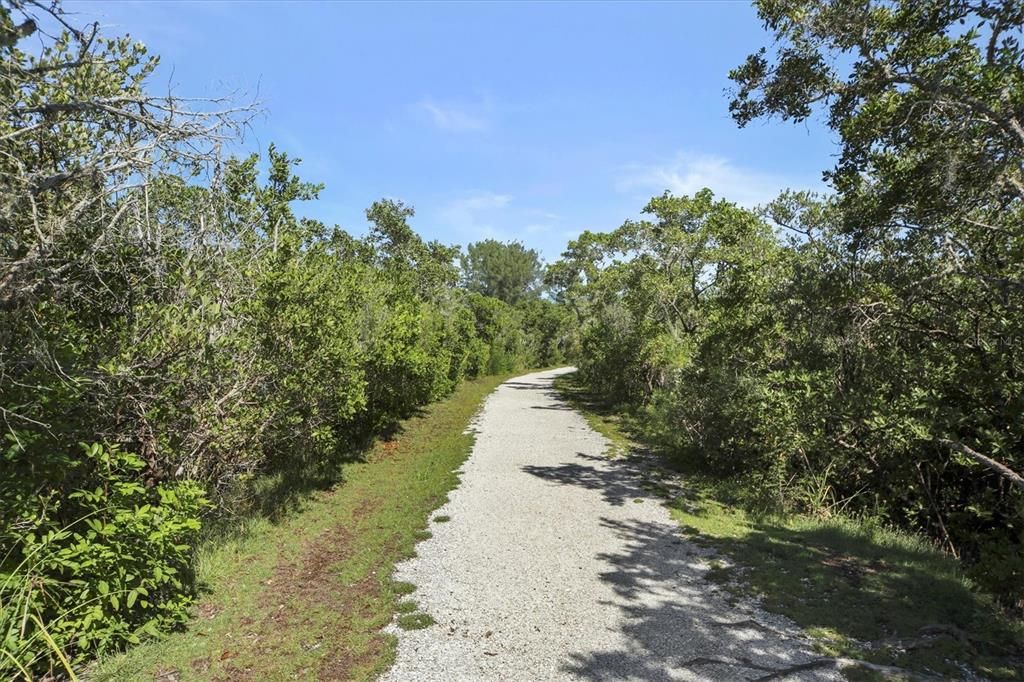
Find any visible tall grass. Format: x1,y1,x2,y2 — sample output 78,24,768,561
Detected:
1,545,78,680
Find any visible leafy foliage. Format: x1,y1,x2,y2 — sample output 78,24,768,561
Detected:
461,239,544,304
731,0,1024,607
557,181,1023,614
555,0,1024,616
2,443,206,676
0,3,562,676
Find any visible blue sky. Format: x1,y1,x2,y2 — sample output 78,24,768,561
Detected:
66,0,836,261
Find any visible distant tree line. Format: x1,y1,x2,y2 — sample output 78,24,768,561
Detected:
0,3,574,676
551,0,1023,612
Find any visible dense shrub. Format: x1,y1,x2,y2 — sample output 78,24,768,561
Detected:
1,443,206,676
552,0,1024,611
0,3,562,675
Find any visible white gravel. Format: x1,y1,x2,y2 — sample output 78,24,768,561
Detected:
381,368,838,681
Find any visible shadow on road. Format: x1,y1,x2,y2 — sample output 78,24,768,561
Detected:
502,381,550,390
567,516,821,681
521,452,651,507
521,453,829,681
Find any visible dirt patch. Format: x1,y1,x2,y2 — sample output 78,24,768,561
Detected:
266,528,356,616
196,602,222,620
209,494,388,680
153,666,180,681
821,554,885,588
372,439,401,463
318,628,388,680
261,498,381,617
190,657,211,675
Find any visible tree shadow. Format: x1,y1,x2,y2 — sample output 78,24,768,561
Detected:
504,376,571,405
521,453,833,680
563,515,831,680
524,447,1022,677
502,381,549,390
547,371,1023,676
203,406,427,544
521,452,652,507
674,499,1024,657
552,370,630,418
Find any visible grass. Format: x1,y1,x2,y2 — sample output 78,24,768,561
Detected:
671,494,1023,679
394,600,418,614
91,372,513,681
391,581,416,597
433,515,451,523
553,373,633,458
554,371,1024,681
396,613,435,631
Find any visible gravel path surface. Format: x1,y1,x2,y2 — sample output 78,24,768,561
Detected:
382,368,837,681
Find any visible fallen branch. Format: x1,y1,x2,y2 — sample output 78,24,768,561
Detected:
708,618,786,638
754,656,945,681
869,623,969,652
938,438,1024,492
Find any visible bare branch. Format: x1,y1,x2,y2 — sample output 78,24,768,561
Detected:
938,438,1024,492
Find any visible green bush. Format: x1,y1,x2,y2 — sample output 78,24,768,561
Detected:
1,442,206,676
552,186,1024,611
0,4,558,675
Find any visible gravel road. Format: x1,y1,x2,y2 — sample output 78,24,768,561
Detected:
382,368,837,681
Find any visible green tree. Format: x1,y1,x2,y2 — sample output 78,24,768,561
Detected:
461,239,544,304
730,0,1024,603
552,190,778,402
0,2,556,674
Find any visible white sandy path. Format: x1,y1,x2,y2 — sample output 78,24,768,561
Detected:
381,368,837,681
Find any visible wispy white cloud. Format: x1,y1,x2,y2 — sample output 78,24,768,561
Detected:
417,97,490,133
439,192,513,237
617,152,809,209
426,192,579,259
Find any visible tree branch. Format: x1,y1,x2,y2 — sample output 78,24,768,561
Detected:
938,438,1024,491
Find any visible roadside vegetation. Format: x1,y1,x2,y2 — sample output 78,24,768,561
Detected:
93,374,510,681
557,372,1024,679
4,0,1024,678
549,0,1024,623
0,3,572,677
